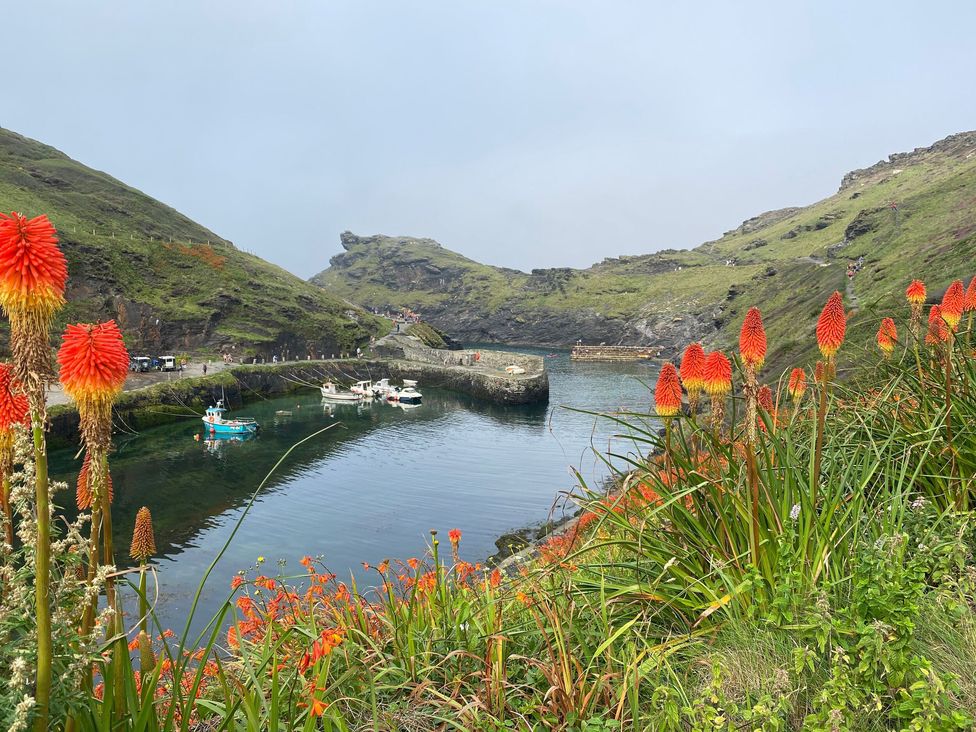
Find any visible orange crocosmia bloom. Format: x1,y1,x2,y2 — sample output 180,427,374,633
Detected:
965,276,976,312
0,363,28,431
906,279,927,306
926,305,949,345
940,280,965,329
679,343,706,395
816,291,846,359
739,307,766,370
703,351,732,396
654,363,682,418
230,575,244,590
787,368,807,400
448,528,461,545
0,212,68,313
757,385,773,412
76,451,114,510
876,318,897,355
58,321,130,401
489,568,502,588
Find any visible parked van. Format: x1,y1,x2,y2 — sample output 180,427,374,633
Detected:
130,356,152,372
159,355,177,372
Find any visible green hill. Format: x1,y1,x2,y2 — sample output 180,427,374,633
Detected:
312,131,976,371
0,128,385,358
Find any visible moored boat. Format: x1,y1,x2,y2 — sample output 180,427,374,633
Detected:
320,382,363,402
370,378,394,398
388,385,423,404
351,380,373,396
202,400,260,435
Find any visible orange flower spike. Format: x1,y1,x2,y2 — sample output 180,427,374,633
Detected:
76,451,114,510
58,321,130,402
129,506,157,561
940,280,965,330
787,368,807,400
757,385,773,412
816,291,846,359
703,351,732,395
926,305,949,345
448,528,461,546
965,276,976,312
906,279,927,306
654,363,682,418
0,364,28,432
0,213,68,315
739,307,767,370
679,343,706,395
876,318,898,356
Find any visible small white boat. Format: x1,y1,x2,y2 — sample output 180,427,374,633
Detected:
351,380,373,396
391,386,423,405
320,382,363,402
370,378,395,397
505,365,526,375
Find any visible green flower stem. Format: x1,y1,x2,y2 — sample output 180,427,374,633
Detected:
32,415,52,732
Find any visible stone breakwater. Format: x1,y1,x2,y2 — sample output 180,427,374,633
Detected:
47,345,548,444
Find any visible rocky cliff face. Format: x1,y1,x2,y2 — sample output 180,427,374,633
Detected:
313,130,976,371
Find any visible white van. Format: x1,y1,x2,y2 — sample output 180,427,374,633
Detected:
159,356,177,372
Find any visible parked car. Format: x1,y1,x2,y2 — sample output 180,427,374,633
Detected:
159,355,177,372
130,356,152,372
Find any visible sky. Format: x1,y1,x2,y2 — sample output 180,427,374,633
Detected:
3,1,975,278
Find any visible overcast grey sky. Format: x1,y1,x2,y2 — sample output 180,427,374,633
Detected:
4,1,975,277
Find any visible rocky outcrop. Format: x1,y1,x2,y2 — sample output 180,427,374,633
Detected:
839,131,976,191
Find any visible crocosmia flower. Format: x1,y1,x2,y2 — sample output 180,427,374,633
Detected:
787,368,807,400
0,212,68,316
703,351,732,396
906,279,927,306
679,343,706,396
654,363,682,418
739,307,766,370
876,318,897,356
58,321,130,402
940,280,965,330
816,292,846,359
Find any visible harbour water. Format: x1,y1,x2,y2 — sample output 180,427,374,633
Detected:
49,349,660,633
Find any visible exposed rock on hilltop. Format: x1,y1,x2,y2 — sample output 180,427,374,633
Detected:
0,128,384,357
313,130,976,370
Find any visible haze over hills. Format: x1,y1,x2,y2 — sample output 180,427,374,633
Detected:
0,128,384,358
313,131,976,370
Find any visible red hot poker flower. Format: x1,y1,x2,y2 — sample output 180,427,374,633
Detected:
448,528,461,545
757,385,773,412
906,279,927,306
130,506,156,561
0,364,28,432
0,213,68,315
940,280,965,330
877,318,898,356
925,305,949,345
787,368,807,400
816,292,846,359
679,343,706,396
703,351,732,396
76,451,114,510
739,307,766,370
58,321,130,402
654,363,682,418
965,277,976,312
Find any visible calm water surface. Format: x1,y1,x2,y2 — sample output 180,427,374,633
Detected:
50,349,660,632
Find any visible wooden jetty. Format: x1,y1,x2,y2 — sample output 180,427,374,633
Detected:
570,345,660,362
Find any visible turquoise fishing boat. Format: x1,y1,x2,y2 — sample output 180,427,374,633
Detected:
202,400,260,435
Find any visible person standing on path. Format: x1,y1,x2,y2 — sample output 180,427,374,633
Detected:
203,363,208,376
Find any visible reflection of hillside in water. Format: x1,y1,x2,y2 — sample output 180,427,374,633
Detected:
49,387,548,563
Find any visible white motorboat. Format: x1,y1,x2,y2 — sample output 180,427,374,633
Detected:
320,382,363,402
351,380,373,396
370,378,395,397
391,386,423,405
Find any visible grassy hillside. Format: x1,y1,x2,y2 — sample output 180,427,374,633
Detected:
313,131,976,371
0,128,386,357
